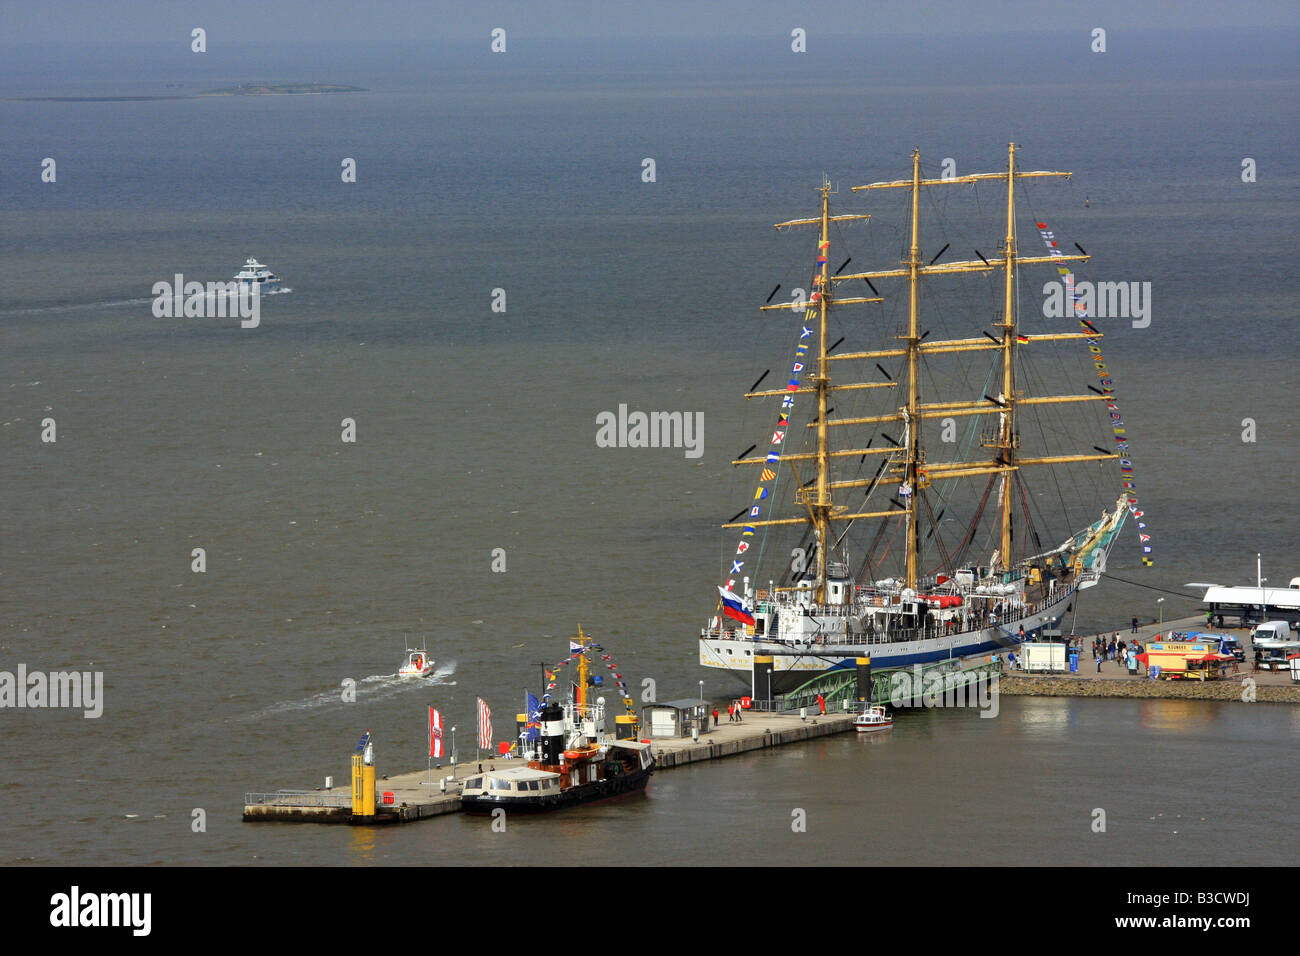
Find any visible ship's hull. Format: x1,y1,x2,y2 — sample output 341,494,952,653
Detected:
854,720,893,733
701,590,1072,695
460,764,653,815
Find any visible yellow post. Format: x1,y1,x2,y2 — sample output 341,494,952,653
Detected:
351,751,375,817
350,753,363,815
362,764,375,816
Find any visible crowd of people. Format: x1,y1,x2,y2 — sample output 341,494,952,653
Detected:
1093,633,1144,674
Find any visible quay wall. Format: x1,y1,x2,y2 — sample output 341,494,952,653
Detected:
998,674,1300,704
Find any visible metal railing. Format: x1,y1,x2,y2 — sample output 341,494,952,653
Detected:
781,657,1004,713
702,584,1078,644
244,790,351,808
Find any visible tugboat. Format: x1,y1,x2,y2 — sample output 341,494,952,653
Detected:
853,704,894,733
396,645,434,678
460,627,654,814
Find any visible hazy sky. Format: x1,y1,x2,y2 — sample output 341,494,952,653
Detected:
5,0,1298,44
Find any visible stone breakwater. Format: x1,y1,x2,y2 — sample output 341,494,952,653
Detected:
998,674,1300,704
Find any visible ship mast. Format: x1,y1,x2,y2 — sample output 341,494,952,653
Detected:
904,149,923,589
812,178,832,600
724,147,1118,595
828,145,1111,582
729,183,882,601
575,625,587,712
997,141,1019,570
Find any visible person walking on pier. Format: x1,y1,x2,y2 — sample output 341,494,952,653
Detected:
712,706,719,728
1131,616,1139,633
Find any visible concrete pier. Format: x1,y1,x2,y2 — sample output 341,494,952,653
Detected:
243,709,859,824
245,615,1298,825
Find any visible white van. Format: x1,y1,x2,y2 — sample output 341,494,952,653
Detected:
1252,621,1300,670
1252,621,1295,644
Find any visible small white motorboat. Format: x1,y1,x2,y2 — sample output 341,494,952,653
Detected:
853,705,893,733
233,257,281,293
397,648,435,678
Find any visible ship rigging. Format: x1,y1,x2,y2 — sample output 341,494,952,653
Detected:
701,145,1133,694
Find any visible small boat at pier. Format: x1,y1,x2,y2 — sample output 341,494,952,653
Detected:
853,705,893,733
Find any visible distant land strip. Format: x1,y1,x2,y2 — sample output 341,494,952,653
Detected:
3,82,367,102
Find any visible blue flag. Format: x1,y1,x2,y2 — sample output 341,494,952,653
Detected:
525,692,541,741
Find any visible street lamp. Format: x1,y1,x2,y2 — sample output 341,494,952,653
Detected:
1156,597,1165,626
450,726,457,766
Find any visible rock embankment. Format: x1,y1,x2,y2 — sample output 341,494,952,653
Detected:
998,674,1299,703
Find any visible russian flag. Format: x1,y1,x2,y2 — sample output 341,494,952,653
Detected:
717,585,755,626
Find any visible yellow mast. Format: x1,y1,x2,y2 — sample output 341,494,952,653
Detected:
904,148,923,590
575,624,587,711
813,178,832,600
724,147,1119,592
997,142,1018,571
747,186,878,598
835,146,1100,583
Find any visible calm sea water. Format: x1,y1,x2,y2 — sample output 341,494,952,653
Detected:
0,32,1297,865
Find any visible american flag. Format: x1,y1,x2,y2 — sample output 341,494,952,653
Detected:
428,707,443,759
476,697,492,750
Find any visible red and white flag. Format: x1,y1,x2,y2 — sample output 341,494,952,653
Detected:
428,707,443,759
476,697,492,750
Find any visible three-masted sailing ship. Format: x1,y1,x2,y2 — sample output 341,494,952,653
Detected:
700,145,1131,695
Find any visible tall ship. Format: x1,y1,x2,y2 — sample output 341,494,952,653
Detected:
700,145,1133,696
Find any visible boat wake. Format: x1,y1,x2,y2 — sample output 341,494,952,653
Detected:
242,660,456,720
208,287,292,296
0,296,155,317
